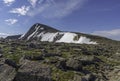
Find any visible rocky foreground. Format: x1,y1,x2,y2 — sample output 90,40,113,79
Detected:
0,39,120,81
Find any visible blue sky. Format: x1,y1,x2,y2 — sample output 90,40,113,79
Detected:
0,0,120,40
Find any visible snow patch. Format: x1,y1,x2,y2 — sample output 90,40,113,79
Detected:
36,32,59,42
76,36,97,44
56,32,77,43
19,33,25,39
56,32,97,44
40,27,44,30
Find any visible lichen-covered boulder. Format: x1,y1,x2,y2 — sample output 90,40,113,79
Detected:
0,64,16,81
66,58,82,71
14,60,52,81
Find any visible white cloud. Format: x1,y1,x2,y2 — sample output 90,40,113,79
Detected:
0,33,9,38
28,0,88,18
9,6,30,16
5,19,18,25
28,3,49,16
92,29,120,40
28,0,38,7
3,0,15,6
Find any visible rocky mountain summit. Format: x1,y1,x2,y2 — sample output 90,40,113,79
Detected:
0,23,120,81
19,23,98,44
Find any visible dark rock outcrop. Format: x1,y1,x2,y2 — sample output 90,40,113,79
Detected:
81,74,96,81
5,59,18,68
0,54,3,58
56,58,67,70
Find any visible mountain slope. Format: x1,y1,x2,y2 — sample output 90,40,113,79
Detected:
20,23,59,40
20,23,98,44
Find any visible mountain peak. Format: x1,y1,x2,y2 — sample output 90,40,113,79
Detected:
33,23,59,32
19,23,98,44
20,23,59,40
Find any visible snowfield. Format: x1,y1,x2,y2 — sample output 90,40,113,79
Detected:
25,31,97,44
40,32,58,42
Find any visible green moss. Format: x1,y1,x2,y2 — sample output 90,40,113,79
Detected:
52,67,74,81
97,56,120,66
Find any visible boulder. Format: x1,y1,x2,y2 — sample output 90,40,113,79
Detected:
72,74,97,81
80,56,102,66
82,74,96,81
66,58,82,71
56,58,67,70
5,59,18,68
73,74,82,81
0,58,5,65
0,54,3,58
14,60,52,81
28,43,37,48
0,64,16,81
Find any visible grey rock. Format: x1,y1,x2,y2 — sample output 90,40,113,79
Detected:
14,60,52,81
56,58,67,70
73,74,82,81
82,74,96,81
0,64,16,81
66,58,82,71
0,58,5,65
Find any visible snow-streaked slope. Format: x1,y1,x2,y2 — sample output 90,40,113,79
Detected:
20,23,97,44
26,31,97,44
27,25,40,40
19,33,25,39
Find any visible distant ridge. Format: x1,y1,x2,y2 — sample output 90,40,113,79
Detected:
6,35,21,40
